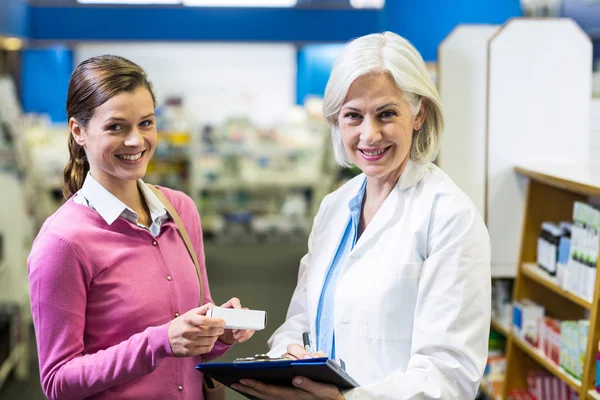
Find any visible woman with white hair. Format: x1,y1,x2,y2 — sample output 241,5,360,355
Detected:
233,31,491,400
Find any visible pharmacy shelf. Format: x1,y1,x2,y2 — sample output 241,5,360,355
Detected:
588,390,600,400
0,342,24,391
512,335,582,392
490,318,510,337
514,164,600,199
480,379,502,400
521,262,592,310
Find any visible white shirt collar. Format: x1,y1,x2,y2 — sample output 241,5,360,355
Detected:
78,172,168,226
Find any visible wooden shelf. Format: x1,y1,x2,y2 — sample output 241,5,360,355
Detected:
515,164,600,199
588,390,600,400
512,336,582,392
521,262,592,309
490,318,510,337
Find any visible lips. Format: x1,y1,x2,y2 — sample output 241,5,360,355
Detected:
359,146,391,156
115,150,145,161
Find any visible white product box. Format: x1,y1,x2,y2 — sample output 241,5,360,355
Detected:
206,307,267,331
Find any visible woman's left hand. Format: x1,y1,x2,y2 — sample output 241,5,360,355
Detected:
231,377,344,400
217,297,255,345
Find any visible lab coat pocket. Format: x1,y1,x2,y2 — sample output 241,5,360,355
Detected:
359,261,423,341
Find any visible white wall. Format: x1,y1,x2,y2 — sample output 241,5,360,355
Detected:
75,43,297,127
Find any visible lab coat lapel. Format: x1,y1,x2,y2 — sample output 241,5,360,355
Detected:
306,177,363,319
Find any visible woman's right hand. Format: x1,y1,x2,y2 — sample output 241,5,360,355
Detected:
168,303,226,357
282,344,327,360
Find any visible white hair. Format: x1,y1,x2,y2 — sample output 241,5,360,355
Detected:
323,31,445,167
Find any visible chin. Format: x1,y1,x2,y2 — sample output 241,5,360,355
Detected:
116,168,148,182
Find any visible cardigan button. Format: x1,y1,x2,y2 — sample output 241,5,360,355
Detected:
167,276,172,281
152,240,157,246
174,312,179,318
178,385,183,391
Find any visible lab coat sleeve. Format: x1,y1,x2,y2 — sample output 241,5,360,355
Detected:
343,200,491,400
267,197,329,358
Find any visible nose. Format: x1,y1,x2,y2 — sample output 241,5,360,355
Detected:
124,127,143,147
359,117,382,145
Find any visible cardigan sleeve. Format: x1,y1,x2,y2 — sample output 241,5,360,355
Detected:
28,233,174,400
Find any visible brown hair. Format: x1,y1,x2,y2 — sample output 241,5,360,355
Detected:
62,55,156,199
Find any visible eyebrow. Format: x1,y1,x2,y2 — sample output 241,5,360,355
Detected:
343,103,399,113
104,113,155,123
375,103,399,112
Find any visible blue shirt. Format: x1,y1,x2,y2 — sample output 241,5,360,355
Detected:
73,173,170,237
315,178,366,359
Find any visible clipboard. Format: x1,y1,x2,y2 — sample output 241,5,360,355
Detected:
196,356,359,400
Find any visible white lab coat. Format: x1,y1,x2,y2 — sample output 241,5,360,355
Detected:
268,160,491,400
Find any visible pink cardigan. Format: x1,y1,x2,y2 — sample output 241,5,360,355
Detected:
28,187,229,400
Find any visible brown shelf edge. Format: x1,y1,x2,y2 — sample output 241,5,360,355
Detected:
588,389,600,400
513,336,582,392
491,318,510,337
514,166,600,199
521,263,592,310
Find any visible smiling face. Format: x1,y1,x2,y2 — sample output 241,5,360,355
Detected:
339,72,426,183
70,87,157,190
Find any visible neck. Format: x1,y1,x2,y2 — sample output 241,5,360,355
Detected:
90,170,144,211
364,157,409,206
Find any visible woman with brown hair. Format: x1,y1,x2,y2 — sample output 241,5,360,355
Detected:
28,55,253,399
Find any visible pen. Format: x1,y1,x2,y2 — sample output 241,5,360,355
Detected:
302,332,313,353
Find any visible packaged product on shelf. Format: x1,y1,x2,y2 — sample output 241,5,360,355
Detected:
556,222,572,289
577,320,589,379
537,222,562,275
492,279,513,327
513,299,544,346
568,201,599,302
539,317,561,362
523,371,573,400
559,321,578,378
508,389,535,400
597,340,600,392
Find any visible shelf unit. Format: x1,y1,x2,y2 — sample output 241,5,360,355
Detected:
480,378,502,400
502,164,600,399
520,262,591,310
438,19,592,278
491,317,510,337
589,389,600,400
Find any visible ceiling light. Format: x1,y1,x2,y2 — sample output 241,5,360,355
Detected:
0,37,24,51
350,0,384,9
77,0,180,4
182,0,297,7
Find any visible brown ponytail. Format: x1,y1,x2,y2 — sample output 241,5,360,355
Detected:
62,134,90,199
62,55,156,199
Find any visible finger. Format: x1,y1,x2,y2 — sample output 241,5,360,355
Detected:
194,326,225,337
287,343,309,360
194,303,215,316
281,352,298,360
311,351,327,358
221,297,242,309
235,330,255,343
292,376,339,397
187,315,226,329
238,379,285,397
181,327,204,339
231,383,269,399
